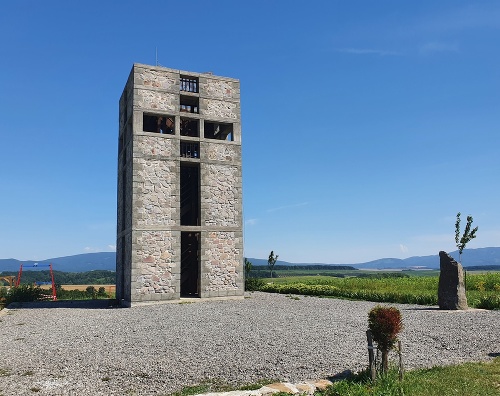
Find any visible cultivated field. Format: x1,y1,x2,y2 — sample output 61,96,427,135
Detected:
39,284,116,293
258,272,500,309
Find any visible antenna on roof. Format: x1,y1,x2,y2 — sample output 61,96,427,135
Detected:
155,48,164,67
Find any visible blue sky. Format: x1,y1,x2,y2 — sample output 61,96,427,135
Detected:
0,1,498,264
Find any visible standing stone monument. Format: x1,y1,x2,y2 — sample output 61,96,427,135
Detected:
438,251,468,310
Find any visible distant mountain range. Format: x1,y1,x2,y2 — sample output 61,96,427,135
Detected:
0,252,116,273
1,247,499,273
244,247,500,270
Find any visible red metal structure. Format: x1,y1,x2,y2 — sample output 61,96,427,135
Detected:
15,263,57,301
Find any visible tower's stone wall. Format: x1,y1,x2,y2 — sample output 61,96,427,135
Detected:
201,231,242,296
205,142,240,162
138,69,177,90
202,163,241,227
202,79,239,100
136,134,176,158
136,89,177,112
131,230,180,300
201,99,239,119
134,158,178,227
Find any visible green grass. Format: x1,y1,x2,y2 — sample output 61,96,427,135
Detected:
322,358,500,396
170,379,278,396
257,273,500,309
170,380,233,396
167,360,500,396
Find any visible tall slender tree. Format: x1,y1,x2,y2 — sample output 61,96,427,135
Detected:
455,212,478,263
244,258,252,279
268,251,278,278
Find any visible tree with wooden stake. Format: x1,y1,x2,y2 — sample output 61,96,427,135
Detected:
268,251,278,278
367,306,403,375
455,212,478,264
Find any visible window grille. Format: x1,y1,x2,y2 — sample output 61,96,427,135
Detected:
180,76,198,93
180,142,200,158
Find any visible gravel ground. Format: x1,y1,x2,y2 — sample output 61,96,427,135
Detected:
0,292,499,396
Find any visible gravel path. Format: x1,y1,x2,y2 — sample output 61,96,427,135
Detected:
1,292,499,396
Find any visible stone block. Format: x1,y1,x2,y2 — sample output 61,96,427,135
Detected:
438,251,468,310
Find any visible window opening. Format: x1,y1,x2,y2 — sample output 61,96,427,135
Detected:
180,164,200,226
143,113,175,134
180,95,199,114
204,121,233,141
181,231,200,296
180,141,200,158
180,118,199,137
180,76,198,93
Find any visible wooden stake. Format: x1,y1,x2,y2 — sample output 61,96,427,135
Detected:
398,340,404,381
366,330,376,381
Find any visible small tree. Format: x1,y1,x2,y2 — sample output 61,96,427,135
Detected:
368,306,403,373
244,258,265,291
244,258,253,279
268,251,278,278
455,212,478,263
86,286,97,299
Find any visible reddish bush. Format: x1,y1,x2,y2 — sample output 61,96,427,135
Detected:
368,305,403,372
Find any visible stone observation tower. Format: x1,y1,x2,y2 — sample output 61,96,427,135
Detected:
116,64,243,306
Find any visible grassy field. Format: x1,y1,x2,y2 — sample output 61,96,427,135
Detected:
321,357,500,396
39,284,116,293
173,358,500,396
257,272,500,309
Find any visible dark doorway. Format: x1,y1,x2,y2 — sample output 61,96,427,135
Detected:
180,164,200,226
181,232,200,296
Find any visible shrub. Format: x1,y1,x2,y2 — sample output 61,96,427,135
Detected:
0,287,7,309
245,278,265,291
86,286,97,298
368,306,403,372
476,295,500,310
4,285,46,305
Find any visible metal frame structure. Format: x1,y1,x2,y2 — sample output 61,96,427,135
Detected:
15,263,57,301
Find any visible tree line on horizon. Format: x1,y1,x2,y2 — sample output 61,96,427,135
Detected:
0,270,115,286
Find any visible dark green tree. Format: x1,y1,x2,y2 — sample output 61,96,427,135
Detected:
243,258,265,291
267,251,278,278
244,258,252,279
455,212,478,263
86,286,97,299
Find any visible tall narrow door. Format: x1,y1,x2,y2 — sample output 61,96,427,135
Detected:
181,231,200,296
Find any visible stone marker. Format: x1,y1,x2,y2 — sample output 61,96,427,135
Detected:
438,251,468,310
